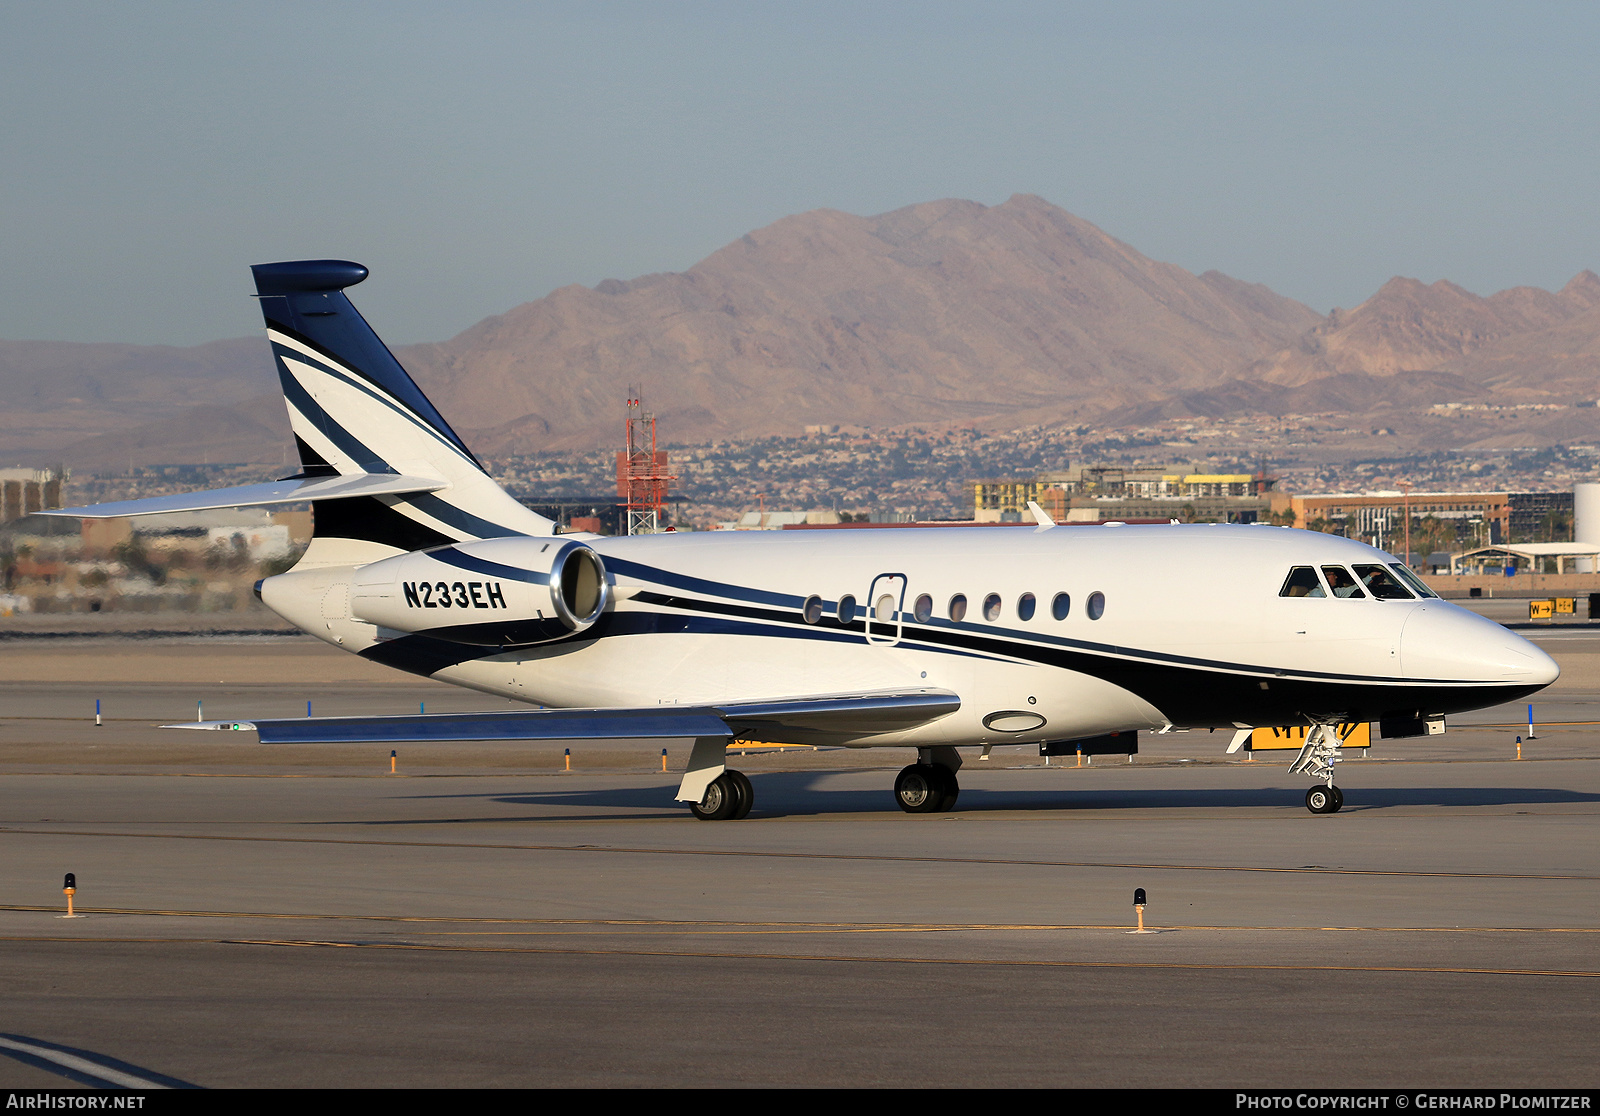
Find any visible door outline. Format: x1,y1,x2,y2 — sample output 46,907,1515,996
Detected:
865,573,908,646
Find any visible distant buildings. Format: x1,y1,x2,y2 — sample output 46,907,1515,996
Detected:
716,509,843,530
965,467,1577,554
968,465,1277,524
1289,491,1572,549
1289,492,1510,549
0,467,62,523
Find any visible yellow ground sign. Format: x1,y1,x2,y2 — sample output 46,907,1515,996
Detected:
1555,597,1576,614
1250,722,1372,751
1529,599,1555,620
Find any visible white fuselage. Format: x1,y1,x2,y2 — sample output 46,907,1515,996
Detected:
260,523,1558,749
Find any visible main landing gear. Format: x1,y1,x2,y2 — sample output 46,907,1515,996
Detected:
893,746,963,813
690,769,753,821
1290,722,1346,814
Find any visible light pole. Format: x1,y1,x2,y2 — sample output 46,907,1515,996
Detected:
1400,482,1413,567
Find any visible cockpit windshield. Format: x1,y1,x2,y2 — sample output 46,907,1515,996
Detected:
1388,564,1438,598
1321,566,1366,598
1353,564,1414,600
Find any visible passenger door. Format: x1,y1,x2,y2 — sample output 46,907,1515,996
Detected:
865,573,907,646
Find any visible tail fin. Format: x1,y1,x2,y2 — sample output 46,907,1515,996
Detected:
252,260,553,561
48,260,554,562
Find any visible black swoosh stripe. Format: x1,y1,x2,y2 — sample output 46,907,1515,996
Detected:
362,597,1540,725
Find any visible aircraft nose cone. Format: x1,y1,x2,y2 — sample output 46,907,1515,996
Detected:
1401,603,1560,685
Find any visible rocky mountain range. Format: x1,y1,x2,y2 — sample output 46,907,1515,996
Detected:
9,194,1600,471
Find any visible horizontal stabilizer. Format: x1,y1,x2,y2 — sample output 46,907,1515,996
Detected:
165,688,960,745
47,473,448,519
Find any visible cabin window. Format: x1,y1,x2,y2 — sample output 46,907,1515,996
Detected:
1353,564,1413,600
1017,592,1036,621
874,593,897,622
913,593,933,624
1321,566,1365,599
1087,591,1105,620
1279,567,1326,598
949,594,968,622
837,594,857,623
1051,592,1070,620
982,593,1002,621
1389,564,1438,598
802,595,823,624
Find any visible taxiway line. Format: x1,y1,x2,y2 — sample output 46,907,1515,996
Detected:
5,826,1599,881
2,906,1597,934
5,935,1597,978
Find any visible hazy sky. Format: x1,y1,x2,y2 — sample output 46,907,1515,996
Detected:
6,1,1600,346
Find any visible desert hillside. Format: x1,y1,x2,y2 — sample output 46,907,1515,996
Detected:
9,195,1600,470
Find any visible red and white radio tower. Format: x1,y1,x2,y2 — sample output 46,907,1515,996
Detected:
616,386,674,535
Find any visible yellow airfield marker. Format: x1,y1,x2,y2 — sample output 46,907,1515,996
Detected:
1127,887,1156,934
59,873,83,919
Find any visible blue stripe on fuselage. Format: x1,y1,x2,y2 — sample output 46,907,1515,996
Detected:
429,546,551,584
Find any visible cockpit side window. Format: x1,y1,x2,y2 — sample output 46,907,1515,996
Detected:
1321,566,1366,598
1279,567,1325,598
1388,564,1438,598
1354,564,1414,600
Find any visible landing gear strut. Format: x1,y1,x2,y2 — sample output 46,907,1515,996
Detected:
1290,722,1346,814
690,769,754,820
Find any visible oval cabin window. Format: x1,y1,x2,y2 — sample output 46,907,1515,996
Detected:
1087,591,1105,620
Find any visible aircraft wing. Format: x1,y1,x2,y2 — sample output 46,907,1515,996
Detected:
165,687,962,745
46,473,449,519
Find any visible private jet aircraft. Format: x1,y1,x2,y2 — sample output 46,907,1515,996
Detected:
52,260,1560,818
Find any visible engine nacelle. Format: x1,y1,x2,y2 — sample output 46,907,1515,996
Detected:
350,536,609,647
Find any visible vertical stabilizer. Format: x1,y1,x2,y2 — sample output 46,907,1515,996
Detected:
251,260,553,563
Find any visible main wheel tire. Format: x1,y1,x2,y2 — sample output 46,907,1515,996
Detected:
894,764,945,813
690,774,738,820
1330,785,1344,813
726,769,754,820
934,766,960,812
1305,786,1337,814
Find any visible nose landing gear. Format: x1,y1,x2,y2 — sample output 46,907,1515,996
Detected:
1290,721,1347,814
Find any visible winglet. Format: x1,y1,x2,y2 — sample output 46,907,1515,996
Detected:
1027,501,1056,529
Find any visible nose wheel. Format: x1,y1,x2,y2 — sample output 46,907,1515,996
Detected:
1305,784,1344,814
894,763,959,813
